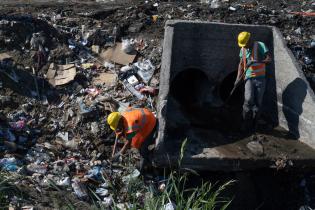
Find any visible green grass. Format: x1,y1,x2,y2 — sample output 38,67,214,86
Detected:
97,139,234,210
142,139,234,210
143,173,233,210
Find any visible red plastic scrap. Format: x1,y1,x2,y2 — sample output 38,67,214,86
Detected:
139,86,158,96
289,12,315,17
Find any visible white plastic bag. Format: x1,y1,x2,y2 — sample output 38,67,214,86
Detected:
121,39,135,54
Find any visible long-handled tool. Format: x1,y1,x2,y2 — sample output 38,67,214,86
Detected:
111,135,118,158
225,61,258,103
225,70,246,103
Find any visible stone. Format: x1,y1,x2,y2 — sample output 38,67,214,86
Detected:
246,141,264,156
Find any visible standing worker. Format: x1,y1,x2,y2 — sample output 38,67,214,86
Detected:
107,107,157,174
235,31,272,132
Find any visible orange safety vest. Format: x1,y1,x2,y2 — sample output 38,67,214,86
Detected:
121,107,156,149
243,42,266,78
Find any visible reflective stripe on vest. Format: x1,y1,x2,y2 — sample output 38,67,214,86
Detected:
242,47,247,72
124,108,146,133
122,108,156,149
245,42,266,78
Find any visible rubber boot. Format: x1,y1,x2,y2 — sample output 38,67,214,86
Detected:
252,111,258,133
252,109,262,133
241,110,253,134
139,156,154,180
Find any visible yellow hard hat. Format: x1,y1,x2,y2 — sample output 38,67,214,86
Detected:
107,112,122,131
238,31,251,47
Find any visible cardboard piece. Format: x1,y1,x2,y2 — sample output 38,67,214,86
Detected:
93,72,117,86
46,63,76,86
100,42,136,65
0,53,12,61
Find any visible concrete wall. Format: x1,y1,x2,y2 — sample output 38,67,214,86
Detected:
155,20,315,165
272,27,315,147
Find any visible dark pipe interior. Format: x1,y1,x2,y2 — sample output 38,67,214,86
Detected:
170,69,243,131
219,71,244,106
170,69,210,109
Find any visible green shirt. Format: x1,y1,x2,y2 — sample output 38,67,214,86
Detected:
126,131,137,141
239,41,269,79
239,41,268,60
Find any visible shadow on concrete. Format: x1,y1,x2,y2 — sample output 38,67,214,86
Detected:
282,78,307,139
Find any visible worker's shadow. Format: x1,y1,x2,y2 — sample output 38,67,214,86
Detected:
282,78,307,139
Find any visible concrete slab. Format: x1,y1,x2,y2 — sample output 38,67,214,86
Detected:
154,20,315,171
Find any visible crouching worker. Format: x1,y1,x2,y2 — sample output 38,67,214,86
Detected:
107,107,157,175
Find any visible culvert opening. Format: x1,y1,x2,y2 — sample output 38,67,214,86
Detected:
170,69,244,130
170,68,210,110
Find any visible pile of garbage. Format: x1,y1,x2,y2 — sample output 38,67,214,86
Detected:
0,0,314,208
0,7,161,209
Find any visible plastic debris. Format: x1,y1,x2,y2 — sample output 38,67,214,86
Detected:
85,166,103,181
210,0,222,9
0,157,18,171
120,65,133,72
134,59,155,83
162,202,176,210
56,132,69,141
91,122,100,134
9,120,26,130
127,75,139,86
27,163,47,175
123,80,145,100
102,196,113,208
57,177,71,186
121,39,135,54
96,188,109,197
122,169,140,183
72,178,88,199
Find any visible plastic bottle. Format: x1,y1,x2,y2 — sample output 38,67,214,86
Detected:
0,157,18,171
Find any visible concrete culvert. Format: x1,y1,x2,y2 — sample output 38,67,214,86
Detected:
154,20,315,171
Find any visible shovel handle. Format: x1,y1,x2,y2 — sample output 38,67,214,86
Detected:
111,135,118,158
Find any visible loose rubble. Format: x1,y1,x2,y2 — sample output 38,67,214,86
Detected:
0,0,314,209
